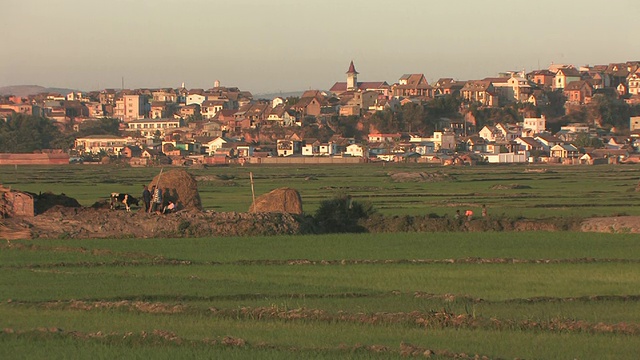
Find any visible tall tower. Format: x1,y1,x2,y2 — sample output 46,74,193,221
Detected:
346,60,358,91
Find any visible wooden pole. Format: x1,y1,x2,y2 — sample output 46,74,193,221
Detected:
155,167,164,188
249,172,256,206
149,167,164,213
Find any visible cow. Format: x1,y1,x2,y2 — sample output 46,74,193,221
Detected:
110,193,140,212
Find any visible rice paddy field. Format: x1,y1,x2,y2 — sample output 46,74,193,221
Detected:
2,233,640,359
2,162,640,218
2,163,640,358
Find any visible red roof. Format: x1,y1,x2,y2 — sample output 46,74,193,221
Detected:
347,60,358,74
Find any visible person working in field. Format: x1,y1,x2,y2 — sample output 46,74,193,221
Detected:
141,185,151,212
465,209,473,220
163,200,176,214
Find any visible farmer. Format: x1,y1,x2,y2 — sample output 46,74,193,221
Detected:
163,200,176,214
482,204,487,218
454,209,461,220
465,209,473,220
141,185,151,212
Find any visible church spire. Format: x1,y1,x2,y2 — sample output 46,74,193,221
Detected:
346,60,358,91
346,60,358,75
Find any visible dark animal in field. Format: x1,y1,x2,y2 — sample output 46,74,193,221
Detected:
110,193,139,212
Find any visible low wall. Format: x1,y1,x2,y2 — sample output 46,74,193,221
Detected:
249,157,364,165
0,153,69,165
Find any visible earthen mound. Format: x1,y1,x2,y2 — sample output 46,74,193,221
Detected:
149,169,202,211
389,172,452,183
249,187,303,215
490,184,532,190
32,192,81,214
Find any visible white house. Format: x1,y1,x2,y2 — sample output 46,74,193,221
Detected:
126,118,183,137
276,139,301,157
550,144,579,159
204,136,235,155
484,153,528,163
523,115,546,135
74,135,135,154
186,93,206,106
413,141,435,155
432,131,456,151
479,126,499,142
345,144,367,157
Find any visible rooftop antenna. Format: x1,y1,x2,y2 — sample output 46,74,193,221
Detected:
121,77,124,90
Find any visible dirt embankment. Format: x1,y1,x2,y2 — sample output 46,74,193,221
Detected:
3,207,640,240
1,206,305,239
580,216,640,234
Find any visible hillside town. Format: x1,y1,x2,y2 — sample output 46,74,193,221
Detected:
1,60,640,166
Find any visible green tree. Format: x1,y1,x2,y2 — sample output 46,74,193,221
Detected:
586,94,630,129
77,118,121,137
573,132,604,149
314,193,376,233
285,96,300,107
369,109,400,134
0,114,64,152
399,102,426,133
540,89,567,118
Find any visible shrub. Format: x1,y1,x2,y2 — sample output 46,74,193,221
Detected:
314,194,376,233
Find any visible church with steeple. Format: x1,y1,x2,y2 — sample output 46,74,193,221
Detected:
329,60,391,97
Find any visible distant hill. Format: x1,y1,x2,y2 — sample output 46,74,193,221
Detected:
1,86,317,100
0,85,79,97
253,91,306,100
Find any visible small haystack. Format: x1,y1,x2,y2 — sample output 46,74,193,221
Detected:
149,169,202,211
249,188,303,215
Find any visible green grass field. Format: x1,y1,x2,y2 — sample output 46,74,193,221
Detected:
2,164,640,358
2,163,640,218
2,232,640,359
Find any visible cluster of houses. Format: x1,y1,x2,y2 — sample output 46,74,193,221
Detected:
2,60,640,166
70,112,640,166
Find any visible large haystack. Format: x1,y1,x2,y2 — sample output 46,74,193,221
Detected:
149,169,202,211
249,187,303,215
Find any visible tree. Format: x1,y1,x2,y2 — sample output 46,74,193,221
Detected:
76,118,121,137
399,102,426,133
573,132,603,149
314,193,375,233
369,109,400,134
0,114,65,153
330,115,361,139
285,96,300,107
586,94,630,129
424,95,461,120
540,89,566,118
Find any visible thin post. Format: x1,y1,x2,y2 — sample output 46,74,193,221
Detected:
155,167,164,188
249,172,256,206
149,168,164,213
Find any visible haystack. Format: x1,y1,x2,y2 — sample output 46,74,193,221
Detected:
249,187,303,215
149,169,202,211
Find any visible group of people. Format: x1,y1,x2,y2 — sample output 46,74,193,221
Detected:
141,185,175,214
455,205,487,221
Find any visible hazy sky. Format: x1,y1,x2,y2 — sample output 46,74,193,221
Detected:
2,0,638,94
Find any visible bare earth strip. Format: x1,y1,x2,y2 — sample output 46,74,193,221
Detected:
581,216,640,233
